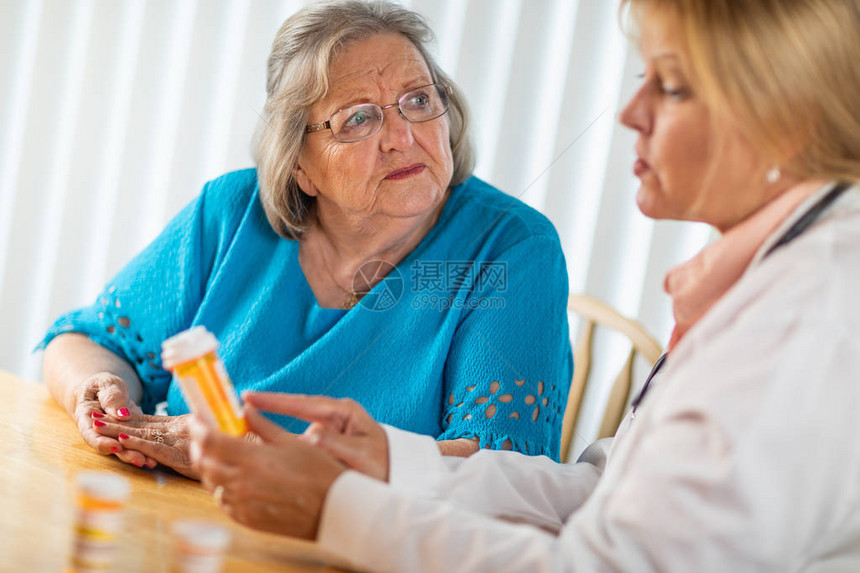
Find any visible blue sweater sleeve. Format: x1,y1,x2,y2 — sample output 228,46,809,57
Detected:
437,234,572,460
37,171,254,413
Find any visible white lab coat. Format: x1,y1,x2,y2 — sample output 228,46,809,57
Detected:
318,186,860,572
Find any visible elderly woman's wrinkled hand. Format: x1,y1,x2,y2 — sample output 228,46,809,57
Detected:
90,410,198,478
244,392,390,482
73,372,157,469
189,407,346,540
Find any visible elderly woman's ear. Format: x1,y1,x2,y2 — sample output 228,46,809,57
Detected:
293,164,319,197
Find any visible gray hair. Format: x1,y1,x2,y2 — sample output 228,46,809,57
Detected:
253,0,476,240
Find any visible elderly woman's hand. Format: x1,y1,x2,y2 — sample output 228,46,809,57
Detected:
72,372,158,469
244,392,390,482
90,411,198,478
189,406,346,540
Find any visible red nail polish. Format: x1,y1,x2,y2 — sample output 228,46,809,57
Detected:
91,411,105,419
119,433,130,440
132,460,142,467
117,408,130,417
93,420,106,427
111,447,120,453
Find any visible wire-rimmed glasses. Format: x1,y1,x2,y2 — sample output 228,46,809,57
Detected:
305,83,450,143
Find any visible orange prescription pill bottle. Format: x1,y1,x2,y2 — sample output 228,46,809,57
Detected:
171,520,231,573
67,471,130,573
161,326,246,436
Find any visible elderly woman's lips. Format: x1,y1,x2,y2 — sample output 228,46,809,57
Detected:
633,158,650,177
385,164,426,180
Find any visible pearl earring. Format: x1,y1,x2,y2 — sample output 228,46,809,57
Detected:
765,166,781,184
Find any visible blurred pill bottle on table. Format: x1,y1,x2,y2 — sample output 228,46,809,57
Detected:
170,520,231,573
67,471,130,573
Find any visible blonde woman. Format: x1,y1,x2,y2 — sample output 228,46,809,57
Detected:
190,0,860,570
41,0,572,477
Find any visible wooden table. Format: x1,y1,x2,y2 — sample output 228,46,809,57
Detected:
0,370,350,572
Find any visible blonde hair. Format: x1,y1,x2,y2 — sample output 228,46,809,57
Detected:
253,0,475,240
622,0,860,184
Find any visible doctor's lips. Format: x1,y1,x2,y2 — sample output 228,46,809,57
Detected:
384,163,426,180
633,157,651,177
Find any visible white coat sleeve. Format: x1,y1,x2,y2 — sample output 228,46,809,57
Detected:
383,425,603,531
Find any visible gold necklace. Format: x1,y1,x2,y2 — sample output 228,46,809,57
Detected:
314,233,363,309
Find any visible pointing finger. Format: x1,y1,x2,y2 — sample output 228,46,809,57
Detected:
243,392,351,430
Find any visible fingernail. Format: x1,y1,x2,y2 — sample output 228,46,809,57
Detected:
91,411,104,419
93,420,106,428
117,408,130,417
132,460,142,467
110,447,120,453
119,433,130,440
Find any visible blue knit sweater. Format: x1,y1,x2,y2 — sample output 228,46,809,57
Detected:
40,169,572,459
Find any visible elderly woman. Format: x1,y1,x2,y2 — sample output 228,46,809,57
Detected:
190,0,860,570
40,0,572,476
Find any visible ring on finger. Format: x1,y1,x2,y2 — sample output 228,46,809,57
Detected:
213,485,226,506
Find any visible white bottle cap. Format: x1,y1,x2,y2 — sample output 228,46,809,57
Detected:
172,519,232,552
162,326,219,369
76,471,131,502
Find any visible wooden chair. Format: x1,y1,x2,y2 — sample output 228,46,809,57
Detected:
560,294,663,462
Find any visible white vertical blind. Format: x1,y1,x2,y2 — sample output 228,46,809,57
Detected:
0,0,710,457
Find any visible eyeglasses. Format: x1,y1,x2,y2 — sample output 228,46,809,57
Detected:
305,83,451,143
